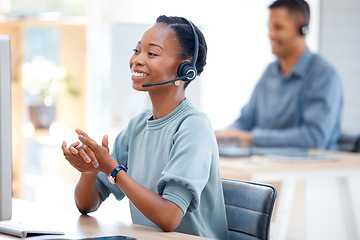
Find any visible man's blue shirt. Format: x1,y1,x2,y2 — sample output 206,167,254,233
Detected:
231,48,343,150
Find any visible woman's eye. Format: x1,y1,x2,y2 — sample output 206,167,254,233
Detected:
132,49,140,54
148,52,158,57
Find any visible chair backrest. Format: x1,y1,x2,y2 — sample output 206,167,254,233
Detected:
338,134,360,153
222,179,277,240
355,136,360,153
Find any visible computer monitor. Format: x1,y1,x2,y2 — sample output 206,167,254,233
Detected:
0,35,12,221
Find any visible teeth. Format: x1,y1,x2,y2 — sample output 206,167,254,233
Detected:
132,72,148,77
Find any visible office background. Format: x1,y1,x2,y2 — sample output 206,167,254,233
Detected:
2,0,359,133
0,0,359,239
77,0,360,134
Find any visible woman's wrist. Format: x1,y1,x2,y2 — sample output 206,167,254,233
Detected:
103,156,121,175
81,171,98,179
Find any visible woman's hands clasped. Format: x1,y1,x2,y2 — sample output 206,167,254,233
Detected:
62,128,117,175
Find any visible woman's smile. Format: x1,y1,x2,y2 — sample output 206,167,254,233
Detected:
131,69,150,82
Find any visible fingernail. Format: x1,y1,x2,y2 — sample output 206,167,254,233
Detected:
72,147,78,153
86,157,90,163
94,163,99,168
79,134,84,139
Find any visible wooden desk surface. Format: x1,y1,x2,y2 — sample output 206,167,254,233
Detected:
0,199,211,240
219,150,360,181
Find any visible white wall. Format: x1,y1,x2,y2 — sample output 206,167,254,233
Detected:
319,0,360,135
0,0,11,14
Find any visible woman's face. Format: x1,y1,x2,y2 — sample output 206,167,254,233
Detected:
129,23,182,90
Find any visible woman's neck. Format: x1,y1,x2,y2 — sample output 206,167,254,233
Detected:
148,87,185,120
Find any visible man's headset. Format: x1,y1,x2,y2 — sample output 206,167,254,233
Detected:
294,0,310,36
142,18,199,87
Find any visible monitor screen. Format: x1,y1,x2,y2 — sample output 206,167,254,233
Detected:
0,34,12,221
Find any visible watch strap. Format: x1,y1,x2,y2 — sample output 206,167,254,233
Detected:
108,165,127,184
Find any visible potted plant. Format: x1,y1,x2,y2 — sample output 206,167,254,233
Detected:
22,56,67,128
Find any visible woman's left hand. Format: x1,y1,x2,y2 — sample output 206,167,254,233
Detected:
74,128,118,175
62,140,100,173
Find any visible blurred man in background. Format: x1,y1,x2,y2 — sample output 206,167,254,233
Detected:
216,0,343,150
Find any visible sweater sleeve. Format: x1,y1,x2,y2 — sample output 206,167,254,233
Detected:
157,114,216,214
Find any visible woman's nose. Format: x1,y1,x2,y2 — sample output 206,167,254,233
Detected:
132,55,145,66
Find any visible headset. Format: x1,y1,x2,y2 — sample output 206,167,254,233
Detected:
293,0,310,36
142,18,199,87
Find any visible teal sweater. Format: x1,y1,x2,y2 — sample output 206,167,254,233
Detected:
96,99,229,240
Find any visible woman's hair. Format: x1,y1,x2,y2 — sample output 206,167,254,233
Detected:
156,15,207,88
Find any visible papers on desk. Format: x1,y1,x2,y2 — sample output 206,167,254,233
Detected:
0,220,64,238
218,145,341,162
265,153,340,162
218,145,252,157
218,146,308,158
257,147,340,162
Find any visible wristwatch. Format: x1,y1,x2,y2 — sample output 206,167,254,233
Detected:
108,165,127,184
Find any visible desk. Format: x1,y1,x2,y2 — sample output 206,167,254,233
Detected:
0,199,211,240
219,150,360,240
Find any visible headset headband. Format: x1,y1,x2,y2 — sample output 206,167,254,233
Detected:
183,18,199,68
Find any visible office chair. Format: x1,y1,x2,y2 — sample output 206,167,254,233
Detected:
222,179,277,240
338,134,360,153
356,136,360,153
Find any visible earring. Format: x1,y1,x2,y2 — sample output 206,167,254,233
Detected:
174,80,181,87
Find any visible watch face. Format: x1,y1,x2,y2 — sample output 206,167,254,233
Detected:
108,175,115,184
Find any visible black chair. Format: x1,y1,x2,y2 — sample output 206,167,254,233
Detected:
222,179,277,240
338,134,360,153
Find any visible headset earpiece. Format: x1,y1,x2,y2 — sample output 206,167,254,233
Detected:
177,61,197,82
294,0,310,36
300,24,309,36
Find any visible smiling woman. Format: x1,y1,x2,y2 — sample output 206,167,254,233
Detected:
129,16,205,92
129,22,182,92
62,15,229,240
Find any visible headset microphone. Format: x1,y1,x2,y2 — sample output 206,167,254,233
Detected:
142,69,196,87
142,18,199,88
